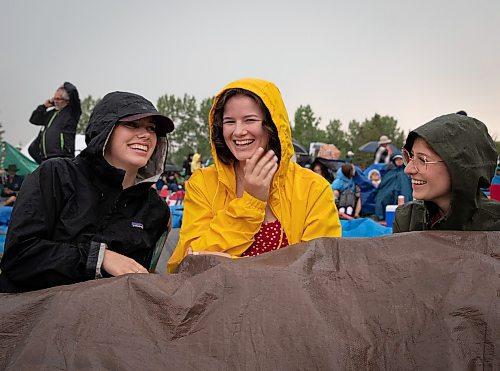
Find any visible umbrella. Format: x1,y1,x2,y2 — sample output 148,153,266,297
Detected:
358,141,401,154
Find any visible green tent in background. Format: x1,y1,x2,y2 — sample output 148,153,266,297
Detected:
0,142,38,176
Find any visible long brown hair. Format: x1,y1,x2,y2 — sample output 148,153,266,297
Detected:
211,88,281,165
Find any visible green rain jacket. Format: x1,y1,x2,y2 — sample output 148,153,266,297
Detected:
393,113,500,232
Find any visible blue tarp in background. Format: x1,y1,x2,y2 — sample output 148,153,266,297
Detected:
0,207,12,254
340,218,392,238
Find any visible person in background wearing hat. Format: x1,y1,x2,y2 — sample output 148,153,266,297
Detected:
345,150,355,163
0,92,175,293
374,135,393,164
0,164,24,206
28,82,82,164
368,169,381,188
393,113,500,232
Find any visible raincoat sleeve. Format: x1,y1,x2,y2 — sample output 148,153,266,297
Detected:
167,170,266,272
301,178,342,241
29,105,51,126
0,162,104,291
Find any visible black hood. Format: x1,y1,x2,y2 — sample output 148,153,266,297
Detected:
81,91,173,186
404,113,497,227
62,81,82,119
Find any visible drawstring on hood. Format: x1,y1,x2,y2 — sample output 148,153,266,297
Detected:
208,78,294,227
168,79,342,272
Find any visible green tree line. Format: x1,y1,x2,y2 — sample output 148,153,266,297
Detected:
76,95,411,168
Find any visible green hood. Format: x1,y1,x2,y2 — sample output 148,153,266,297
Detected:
404,113,497,228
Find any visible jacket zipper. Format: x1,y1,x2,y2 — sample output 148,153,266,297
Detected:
42,110,60,157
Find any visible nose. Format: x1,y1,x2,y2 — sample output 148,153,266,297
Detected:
136,126,153,139
233,121,248,136
404,161,417,175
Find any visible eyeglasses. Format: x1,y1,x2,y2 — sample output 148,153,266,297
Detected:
402,148,444,173
52,97,68,102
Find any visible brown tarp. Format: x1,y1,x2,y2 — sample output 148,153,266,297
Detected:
1,231,499,370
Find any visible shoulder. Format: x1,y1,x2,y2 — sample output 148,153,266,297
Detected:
32,158,83,187
31,157,74,175
186,165,218,189
393,201,427,232
473,198,500,230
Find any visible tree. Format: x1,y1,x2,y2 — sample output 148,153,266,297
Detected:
0,121,4,143
324,119,349,156
157,94,213,165
346,114,406,168
77,95,100,134
291,105,326,150
196,97,214,157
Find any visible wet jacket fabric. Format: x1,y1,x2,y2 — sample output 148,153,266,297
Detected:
393,114,500,232
29,82,82,162
168,78,341,272
0,92,170,293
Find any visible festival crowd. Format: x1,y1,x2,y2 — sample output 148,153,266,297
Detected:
0,79,499,293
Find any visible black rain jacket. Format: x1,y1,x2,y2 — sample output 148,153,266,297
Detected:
29,82,82,162
0,92,170,293
393,114,500,232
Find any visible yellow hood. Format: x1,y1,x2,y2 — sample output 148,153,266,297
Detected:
209,78,293,193
168,78,341,272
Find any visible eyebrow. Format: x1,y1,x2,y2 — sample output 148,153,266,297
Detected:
125,120,156,127
223,114,261,120
413,151,437,159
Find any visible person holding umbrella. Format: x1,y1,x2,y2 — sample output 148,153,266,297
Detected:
374,135,393,164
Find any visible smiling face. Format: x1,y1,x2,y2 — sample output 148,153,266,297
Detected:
104,116,157,174
404,137,452,213
222,94,269,164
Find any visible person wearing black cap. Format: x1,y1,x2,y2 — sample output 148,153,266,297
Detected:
0,91,175,293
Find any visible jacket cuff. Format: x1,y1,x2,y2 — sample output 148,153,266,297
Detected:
241,191,267,210
86,241,107,279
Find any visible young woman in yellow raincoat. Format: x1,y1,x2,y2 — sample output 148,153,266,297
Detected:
168,78,341,272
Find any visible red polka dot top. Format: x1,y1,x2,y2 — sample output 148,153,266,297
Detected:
241,219,289,257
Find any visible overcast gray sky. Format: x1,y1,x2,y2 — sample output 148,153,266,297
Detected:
1,0,499,148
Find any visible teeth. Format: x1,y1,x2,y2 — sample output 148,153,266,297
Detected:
412,179,426,185
234,139,254,146
130,144,148,152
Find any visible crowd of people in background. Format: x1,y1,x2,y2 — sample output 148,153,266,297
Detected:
0,79,499,293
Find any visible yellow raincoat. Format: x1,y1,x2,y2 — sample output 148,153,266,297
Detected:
168,79,341,272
